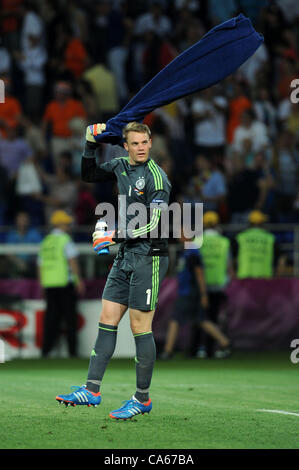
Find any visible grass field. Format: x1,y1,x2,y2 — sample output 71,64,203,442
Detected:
0,351,299,450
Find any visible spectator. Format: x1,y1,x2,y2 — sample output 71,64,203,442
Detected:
191,86,228,159
226,78,252,145
232,108,270,154
5,210,42,278
75,181,97,228
271,130,299,220
187,154,227,214
15,153,45,226
16,31,47,119
20,0,45,53
33,151,78,225
42,81,87,167
73,79,98,122
88,0,113,64
134,2,172,38
0,0,23,50
63,28,88,80
0,77,22,137
227,152,260,223
106,2,133,105
83,62,119,120
66,0,88,42
253,86,277,140
252,151,277,219
276,56,298,101
175,15,205,52
277,95,292,129
132,1,173,88
142,30,177,83
0,125,32,179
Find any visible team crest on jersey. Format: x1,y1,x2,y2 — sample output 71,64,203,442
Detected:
135,177,145,190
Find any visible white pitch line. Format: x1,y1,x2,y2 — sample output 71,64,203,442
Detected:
257,409,299,417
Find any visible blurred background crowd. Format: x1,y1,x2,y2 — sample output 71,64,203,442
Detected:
0,0,299,255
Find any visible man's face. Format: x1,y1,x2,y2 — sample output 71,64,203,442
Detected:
124,131,152,165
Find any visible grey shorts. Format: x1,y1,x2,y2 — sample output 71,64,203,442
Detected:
102,248,169,311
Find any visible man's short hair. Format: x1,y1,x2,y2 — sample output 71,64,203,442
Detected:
122,122,151,141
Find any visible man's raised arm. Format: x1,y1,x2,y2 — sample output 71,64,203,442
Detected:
81,123,117,183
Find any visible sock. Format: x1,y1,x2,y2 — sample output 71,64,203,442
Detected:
134,332,156,402
86,323,118,393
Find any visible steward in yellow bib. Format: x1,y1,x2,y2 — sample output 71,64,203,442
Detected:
194,211,233,358
38,210,84,357
233,210,282,279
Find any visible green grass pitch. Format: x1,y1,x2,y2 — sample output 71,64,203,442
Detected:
0,352,298,449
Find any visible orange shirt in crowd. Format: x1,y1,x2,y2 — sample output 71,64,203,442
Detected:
64,38,88,79
43,98,87,137
226,95,252,144
0,95,22,136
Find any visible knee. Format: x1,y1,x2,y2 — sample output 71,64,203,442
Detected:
100,301,126,326
100,310,115,325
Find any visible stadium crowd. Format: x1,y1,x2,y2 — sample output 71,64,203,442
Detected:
0,0,299,241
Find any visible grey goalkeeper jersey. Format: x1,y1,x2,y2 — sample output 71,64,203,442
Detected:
81,155,172,256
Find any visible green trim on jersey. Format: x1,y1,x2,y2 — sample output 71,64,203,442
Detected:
132,207,161,238
148,159,163,190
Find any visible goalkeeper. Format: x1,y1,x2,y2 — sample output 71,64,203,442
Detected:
56,121,171,420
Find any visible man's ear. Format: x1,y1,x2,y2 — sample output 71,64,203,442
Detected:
123,141,128,152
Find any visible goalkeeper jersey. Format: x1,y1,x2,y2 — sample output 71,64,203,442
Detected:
81,155,172,256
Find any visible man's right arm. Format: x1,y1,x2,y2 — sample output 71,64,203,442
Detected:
81,123,117,183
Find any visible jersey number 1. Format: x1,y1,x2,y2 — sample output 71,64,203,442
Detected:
146,289,151,305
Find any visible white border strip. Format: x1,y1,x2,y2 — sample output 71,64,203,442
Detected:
257,409,299,417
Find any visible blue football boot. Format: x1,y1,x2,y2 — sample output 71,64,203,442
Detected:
109,397,152,420
56,385,101,407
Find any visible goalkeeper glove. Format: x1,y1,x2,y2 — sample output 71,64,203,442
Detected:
86,123,106,144
92,229,116,255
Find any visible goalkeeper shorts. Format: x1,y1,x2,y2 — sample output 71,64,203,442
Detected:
102,249,168,311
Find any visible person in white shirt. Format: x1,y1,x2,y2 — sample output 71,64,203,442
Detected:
191,87,228,158
17,33,47,119
134,2,172,38
232,108,270,154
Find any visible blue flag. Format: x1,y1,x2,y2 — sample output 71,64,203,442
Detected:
95,14,263,146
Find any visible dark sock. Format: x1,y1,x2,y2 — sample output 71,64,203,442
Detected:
86,323,118,393
134,332,156,402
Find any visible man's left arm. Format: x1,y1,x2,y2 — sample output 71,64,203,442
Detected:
92,189,170,253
